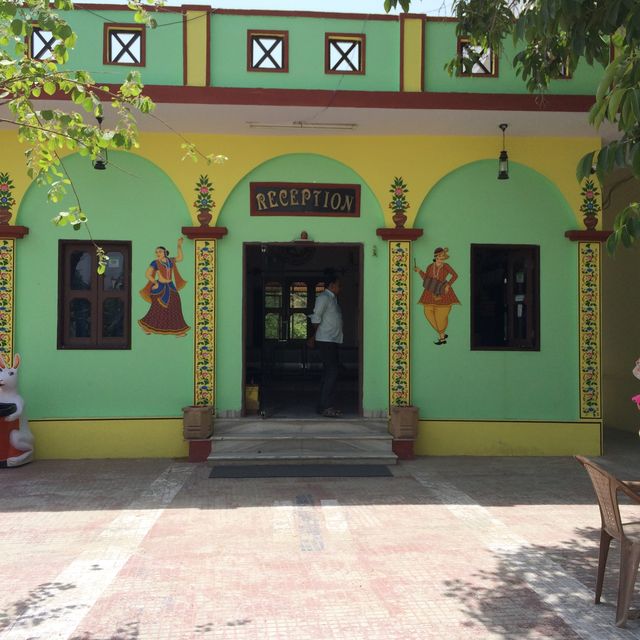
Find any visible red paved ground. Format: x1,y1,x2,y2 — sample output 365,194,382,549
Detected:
2,430,640,639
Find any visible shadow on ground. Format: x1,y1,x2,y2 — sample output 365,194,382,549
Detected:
444,525,640,638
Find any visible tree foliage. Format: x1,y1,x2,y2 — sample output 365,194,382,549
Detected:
386,0,640,252
0,0,223,268
0,1,162,231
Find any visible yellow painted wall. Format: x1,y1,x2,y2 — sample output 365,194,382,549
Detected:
1,131,599,229
185,10,209,87
31,419,188,459
28,417,601,459
415,420,602,456
401,18,424,92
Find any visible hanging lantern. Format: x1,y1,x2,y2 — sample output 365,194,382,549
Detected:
92,115,108,171
497,123,509,180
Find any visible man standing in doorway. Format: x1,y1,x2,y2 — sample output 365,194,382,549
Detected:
308,274,343,418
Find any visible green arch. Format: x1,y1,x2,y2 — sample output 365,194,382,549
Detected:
415,159,576,228
15,150,193,419
215,152,389,416
410,158,579,422
217,152,384,227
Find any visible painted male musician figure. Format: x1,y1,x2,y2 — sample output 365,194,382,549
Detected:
307,274,343,418
415,247,460,345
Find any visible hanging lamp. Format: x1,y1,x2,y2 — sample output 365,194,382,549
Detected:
497,123,509,180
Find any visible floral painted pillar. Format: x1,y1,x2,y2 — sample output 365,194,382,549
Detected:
181,227,227,407
0,172,29,364
565,179,608,421
377,228,423,410
181,225,227,463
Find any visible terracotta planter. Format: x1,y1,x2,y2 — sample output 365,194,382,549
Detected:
0,208,11,225
389,405,418,438
583,215,598,231
197,208,212,227
182,405,213,439
392,210,407,229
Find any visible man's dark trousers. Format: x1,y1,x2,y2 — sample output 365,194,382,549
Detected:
317,340,339,412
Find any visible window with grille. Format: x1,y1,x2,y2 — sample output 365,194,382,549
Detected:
30,27,59,60
471,244,539,350
325,34,365,74
247,30,288,72
104,25,145,66
58,241,131,349
458,38,497,77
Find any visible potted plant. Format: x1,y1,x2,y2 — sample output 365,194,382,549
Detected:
389,176,409,229
0,172,16,225
194,174,215,227
579,179,601,231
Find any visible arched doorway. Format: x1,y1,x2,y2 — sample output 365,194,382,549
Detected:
215,153,387,419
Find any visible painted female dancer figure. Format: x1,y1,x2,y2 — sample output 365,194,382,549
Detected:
138,238,190,336
414,246,460,345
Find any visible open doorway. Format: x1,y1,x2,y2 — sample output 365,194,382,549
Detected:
243,243,363,418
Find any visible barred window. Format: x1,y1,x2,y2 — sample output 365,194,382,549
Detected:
326,34,365,74
104,25,145,66
248,31,288,72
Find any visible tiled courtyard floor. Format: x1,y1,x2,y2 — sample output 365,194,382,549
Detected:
3,430,640,640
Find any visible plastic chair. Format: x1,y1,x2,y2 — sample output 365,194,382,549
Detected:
576,455,640,627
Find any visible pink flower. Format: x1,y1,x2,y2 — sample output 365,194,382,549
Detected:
632,394,640,408
200,187,209,194
0,185,8,191
395,188,403,195
586,190,594,198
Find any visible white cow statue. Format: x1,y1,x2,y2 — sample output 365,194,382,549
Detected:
0,354,34,467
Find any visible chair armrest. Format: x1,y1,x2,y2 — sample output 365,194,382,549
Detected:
622,481,640,493
619,482,640,504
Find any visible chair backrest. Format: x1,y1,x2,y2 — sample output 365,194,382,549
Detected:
576,455,624,540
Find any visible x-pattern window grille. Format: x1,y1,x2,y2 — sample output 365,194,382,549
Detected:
459,39,496,76
108,28,143,65
327,37,363,73
250,33,286,71
31,28,59,60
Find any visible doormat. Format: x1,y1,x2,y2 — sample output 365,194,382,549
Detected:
209,464,393,478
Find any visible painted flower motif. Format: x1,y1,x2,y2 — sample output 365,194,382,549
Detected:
579,179,601,221
194,175,215,211
388,177,409,213
0,173,15,210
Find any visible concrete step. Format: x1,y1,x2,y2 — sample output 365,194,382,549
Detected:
208,418,396,466
209,452,398,466
213,437,393,455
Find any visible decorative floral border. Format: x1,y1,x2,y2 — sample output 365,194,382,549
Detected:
0,240,14,365
579,242,601,419
194,239,216,406
389,241,410,407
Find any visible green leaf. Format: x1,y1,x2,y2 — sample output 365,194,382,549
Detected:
10,19,23,37
43,81,56,96
577,151,595,181
97,264,106,275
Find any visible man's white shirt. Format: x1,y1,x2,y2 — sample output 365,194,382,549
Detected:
309,289,343,344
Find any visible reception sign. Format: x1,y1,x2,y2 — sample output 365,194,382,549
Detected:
250,182,361,217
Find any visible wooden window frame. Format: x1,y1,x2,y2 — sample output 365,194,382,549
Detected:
247,30,289,73
103,24,146,67
470,244,540,351
457,37,498,78
325,33,366,75
28,26,59,60
58,240,132,350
